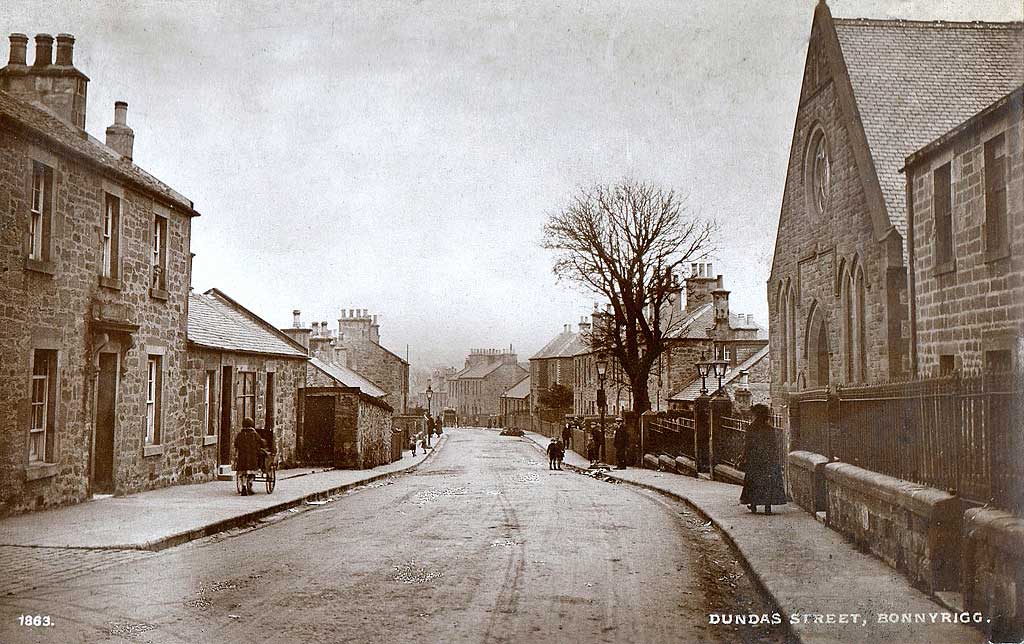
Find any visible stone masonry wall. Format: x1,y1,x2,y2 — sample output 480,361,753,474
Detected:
908,100,1023,373
356,398,393,469
768,20,907,416
0,123,194,516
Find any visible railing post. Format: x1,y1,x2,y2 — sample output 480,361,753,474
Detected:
640,411,655,458
826,387,840,461
709,396,733,473
694,394,711,473
788,396,801,454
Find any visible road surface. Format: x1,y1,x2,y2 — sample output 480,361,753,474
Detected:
0,428,790,643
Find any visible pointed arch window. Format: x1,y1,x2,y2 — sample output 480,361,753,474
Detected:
787,284,797,384
778,283,789,384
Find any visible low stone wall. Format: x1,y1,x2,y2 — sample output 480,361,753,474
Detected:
675,455,697,477
788,451,829,513
658,455,676,472
962,507,1024,642
643,454,660,470
824,462,961,593
712,463,744,486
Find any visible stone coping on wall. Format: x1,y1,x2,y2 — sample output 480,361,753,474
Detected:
964,506,1024,556
824,461,958,519
789,450,829,472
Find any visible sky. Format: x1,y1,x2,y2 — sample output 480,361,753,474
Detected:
4,0,1021,369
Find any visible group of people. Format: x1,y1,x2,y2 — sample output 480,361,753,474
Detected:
545,438,565,470
410,414,444,455
553,416,630,470
233,417,275,496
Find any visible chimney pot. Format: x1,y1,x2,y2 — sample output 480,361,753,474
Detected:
105,102,135,160
55,33,74,66
33,33,53,67
8,33,28,66
292,309,301,328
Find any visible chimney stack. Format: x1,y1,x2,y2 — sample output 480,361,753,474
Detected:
33,33,53,66
105,101,135,160
55,33,74,66
8,33,28,66
292,309,301,328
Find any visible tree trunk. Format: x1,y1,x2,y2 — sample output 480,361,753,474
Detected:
631,376,651,417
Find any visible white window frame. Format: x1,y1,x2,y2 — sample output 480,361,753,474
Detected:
30,163,47,261
101,192,121,280
145,356,162,446
203,370,217,440
29,350,55,463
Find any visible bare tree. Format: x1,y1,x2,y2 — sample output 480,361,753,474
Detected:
542,180,715,416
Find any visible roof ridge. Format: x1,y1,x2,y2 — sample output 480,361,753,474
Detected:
833,17,1022,29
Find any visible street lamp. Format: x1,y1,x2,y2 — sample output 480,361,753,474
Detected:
425,385,433,446
696,352,712,396
710,357,730,396
596,357,608,463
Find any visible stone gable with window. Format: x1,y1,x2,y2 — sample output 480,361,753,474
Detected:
767,4,1022,411
905,87,1024,373
0,33,201,516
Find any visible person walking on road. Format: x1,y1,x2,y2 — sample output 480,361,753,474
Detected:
739,404,788,514
561,422,573,451
554,439,565,470
546,438,559,470
234,417,262,496
613,418,628,470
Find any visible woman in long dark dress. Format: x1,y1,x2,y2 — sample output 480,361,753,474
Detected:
740,404,788,514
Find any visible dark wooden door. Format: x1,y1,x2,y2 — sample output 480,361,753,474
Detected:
303,395,335,464
93,353,117,494
220,366,233,465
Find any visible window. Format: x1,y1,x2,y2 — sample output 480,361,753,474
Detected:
939,355,955,376
146,356,162,445
203,370,216,437
29,350,57,463
101,193,120,280
236,372,256,422
804,126,831,220
29,161,53,263
151,214,168,292
934,162,953,270
984,134,1008,260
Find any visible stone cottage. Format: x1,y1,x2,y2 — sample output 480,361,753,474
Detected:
0,32,202,515
185,289,309,474
336,308,409,414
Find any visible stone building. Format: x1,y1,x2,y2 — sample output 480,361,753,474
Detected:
0,33,202,515
668,346,771,412
185,289,309,472
412,366,455,414
336,308,409,414
529,323,585,415
499,375,531,427
450,349,528,425
767,3,1022,408
656,263,768,410
904,86,1024,374
280,310,395,468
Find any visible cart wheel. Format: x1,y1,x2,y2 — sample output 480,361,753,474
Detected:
266,461,276,494
235,471,244,495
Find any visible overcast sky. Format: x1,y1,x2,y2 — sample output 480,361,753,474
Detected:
5,0,1021,368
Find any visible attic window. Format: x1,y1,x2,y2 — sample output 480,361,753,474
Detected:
804,126,831,220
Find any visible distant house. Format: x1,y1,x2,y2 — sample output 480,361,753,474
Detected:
186,289,309,473
904,86,1024,374
499,375,531,427
530,324,585,415
450,349,528,425
279,311,395,469
668,346,771,412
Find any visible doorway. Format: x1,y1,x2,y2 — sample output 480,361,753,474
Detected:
93,352,118,494
220,366,233,466
303,395,335,464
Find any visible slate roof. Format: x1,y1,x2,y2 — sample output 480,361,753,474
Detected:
309,356,387,398
530,329,581,360
0,90,197,214
665,304,768,342
188,289,309,358
669,345,770,403
457,361,505,379
832,18,1023,239
501,375,531,400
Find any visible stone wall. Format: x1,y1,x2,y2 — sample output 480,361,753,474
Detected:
0,121,195,516
340,337,408,413
356,398,393,469
787,450,829,513
907,96,1023,373
961,507,1024,641
824,462,961,593
768,16,909,412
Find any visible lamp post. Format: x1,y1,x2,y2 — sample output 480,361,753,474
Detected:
596,356,608,464
425,385,433,446
696,354,712,396
711,357,729,396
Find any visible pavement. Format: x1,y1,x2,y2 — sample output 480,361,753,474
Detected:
0,434,447,551
522,430,987,644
